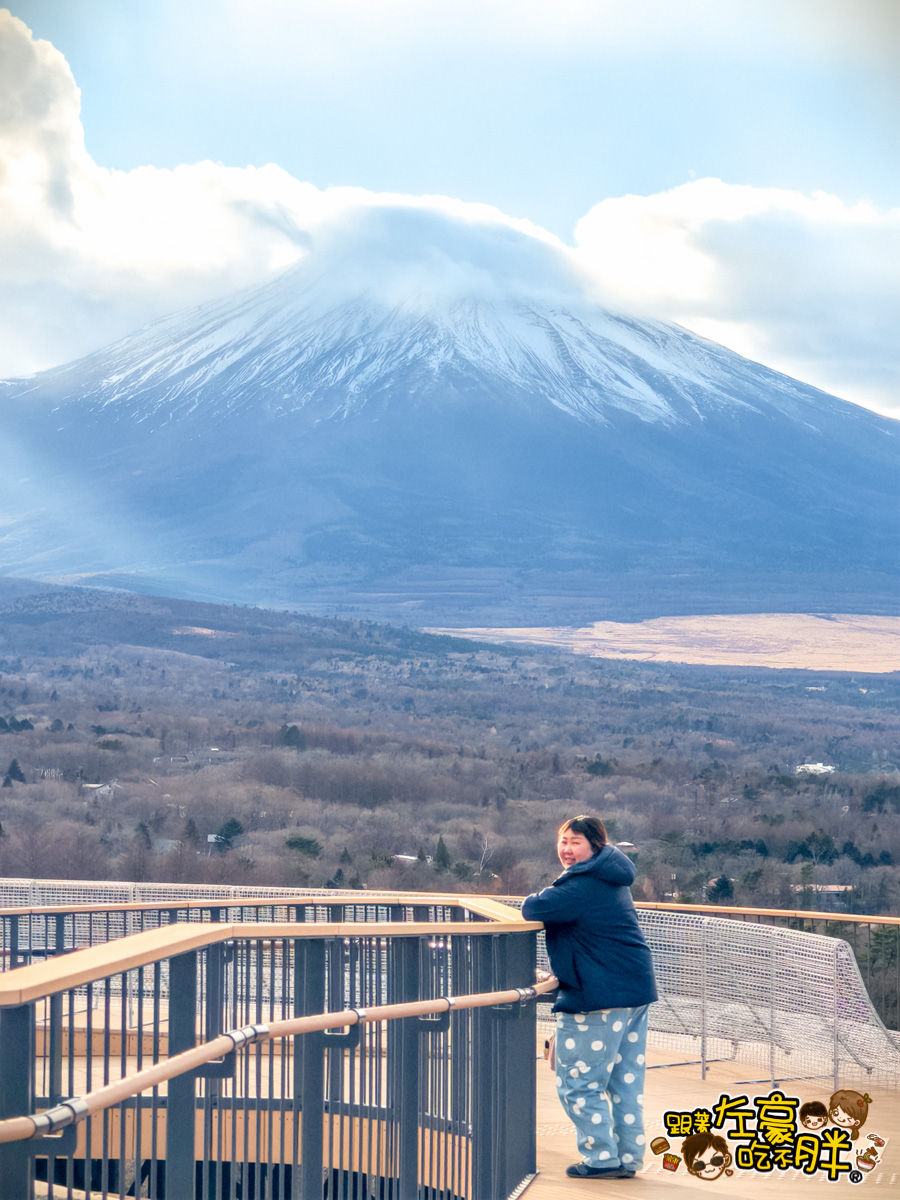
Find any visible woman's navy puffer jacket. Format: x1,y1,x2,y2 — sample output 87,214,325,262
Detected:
522,845,658,1013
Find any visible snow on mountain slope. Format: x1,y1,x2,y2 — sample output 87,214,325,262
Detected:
0,204,897,621
15,203,866,435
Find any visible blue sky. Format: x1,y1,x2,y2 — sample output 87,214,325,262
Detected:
1,1,898,413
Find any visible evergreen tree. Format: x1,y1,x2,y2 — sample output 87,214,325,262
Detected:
707,875,734,904
433,835,452,871
279,724,307,750
216,817,244,849
285,835,322,858
5,759,24,784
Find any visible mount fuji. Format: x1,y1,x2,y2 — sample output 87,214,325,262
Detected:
0,206,897,623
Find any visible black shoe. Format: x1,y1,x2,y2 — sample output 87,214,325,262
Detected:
566,1162,636,1178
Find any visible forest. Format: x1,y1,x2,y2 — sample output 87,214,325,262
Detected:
0,581,897,912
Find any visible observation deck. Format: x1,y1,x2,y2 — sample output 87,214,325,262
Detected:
0,881,897,1198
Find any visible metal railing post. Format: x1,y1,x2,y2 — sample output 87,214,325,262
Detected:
500,931,537,1192
166,950,198,1199
396,937,421,1200
48,992,64,1105
296,938,326,1200
9,913,20,968
0,1003,35,1197
470,935,495,1200
55,912,67,959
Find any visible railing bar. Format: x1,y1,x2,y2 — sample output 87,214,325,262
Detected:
150,961,161,1200
118,978,127,1200
241,956,251,1200
380,941,387,1195
364,945,373,1189
266,940,277,1199
274,936,282,1190
85,979,94,1200
346,940,356,1197
255,942,264,1196
444,943,450,1200
277,942,287,1200
366,943,374,1191
235,946,243,1200
132,1084,142,1200
134,967,144,1200
200,1073,211,1200
442,981,450,1200
427,942,435,1195
229,1059,239,1200
38,995,47,1107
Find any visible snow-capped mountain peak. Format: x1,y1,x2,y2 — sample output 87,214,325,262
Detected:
28,203,859,434
1,202,896,622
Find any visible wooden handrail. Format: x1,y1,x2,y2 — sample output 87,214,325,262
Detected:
635,901,900,925
0,975,559,1144
3,890,896,926
0,891,510,919
0,915,540,1007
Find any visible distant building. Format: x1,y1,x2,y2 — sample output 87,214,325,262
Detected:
794,763,835,776
790,882,853,912
81,779,122,798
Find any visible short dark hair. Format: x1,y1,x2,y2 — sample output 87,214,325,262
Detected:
683,1132,730,1173
557,815,608,853
800,1101,828,1121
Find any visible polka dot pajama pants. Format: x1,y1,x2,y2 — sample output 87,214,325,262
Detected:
555,1004,649,1170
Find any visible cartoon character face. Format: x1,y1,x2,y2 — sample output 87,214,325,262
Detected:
799,1101,829,1131
828,1089,870,1136
830,1105,859,1130
683,1134,732,1181
691,1152,730,1181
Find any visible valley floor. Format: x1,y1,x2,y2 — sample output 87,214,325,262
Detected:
427,613,900,673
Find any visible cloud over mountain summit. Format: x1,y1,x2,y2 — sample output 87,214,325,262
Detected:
1,8,898,414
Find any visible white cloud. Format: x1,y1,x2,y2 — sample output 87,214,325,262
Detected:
0,10,327,373
0,10,569,375
574,180,900,415
1,9,898,418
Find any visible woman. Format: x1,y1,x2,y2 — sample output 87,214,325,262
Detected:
522,815,657,1179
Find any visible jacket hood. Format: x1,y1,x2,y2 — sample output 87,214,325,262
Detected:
555,844,635,888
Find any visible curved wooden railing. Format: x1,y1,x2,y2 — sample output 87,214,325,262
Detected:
0,975,558,1144
0,893,548,1200
0,890,533,1006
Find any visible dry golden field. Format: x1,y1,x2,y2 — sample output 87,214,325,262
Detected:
428,613,900,673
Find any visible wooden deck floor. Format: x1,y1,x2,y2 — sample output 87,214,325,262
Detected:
30,1039,900,1197
529,1046,899,1198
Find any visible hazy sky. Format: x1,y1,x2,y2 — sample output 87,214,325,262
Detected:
2,1,898,414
